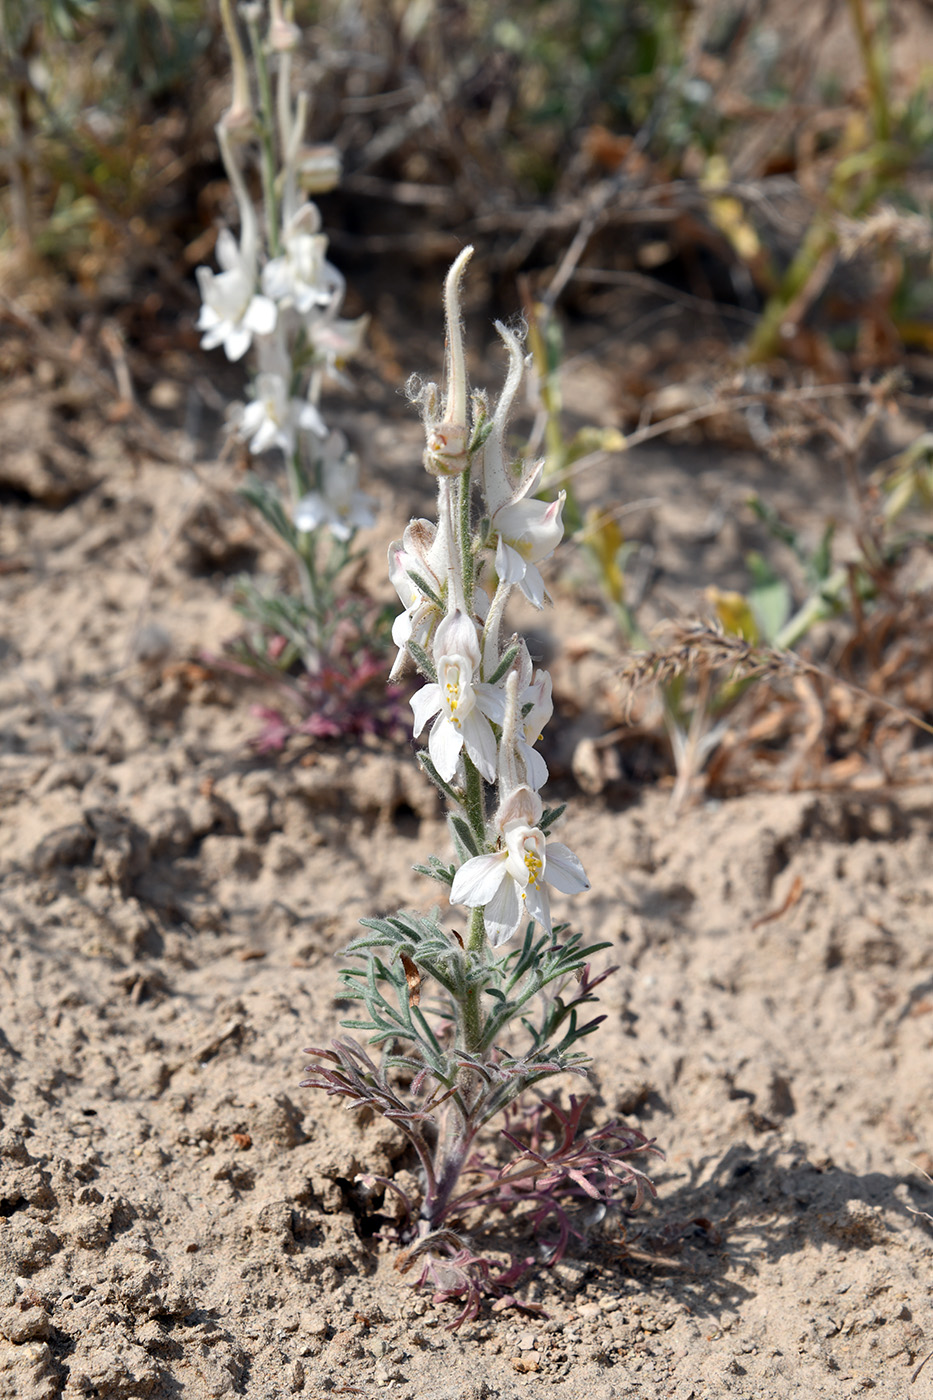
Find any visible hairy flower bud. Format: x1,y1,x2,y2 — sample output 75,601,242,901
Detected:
424,421,469,477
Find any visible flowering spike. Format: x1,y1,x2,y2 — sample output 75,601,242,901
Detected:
303,246,657,1323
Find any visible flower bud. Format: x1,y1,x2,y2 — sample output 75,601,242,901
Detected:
268,0,300,48
494,784,543,833
297,144,342,195
424,421,469,477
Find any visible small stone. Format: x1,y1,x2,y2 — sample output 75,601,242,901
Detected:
31,823,94,874
0,1304,51,1343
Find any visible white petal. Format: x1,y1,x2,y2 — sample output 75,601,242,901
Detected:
223,326,252,361
483,874,524,946
391,610,413,649
261,258,290,300
544,842,590,894
518,562,547,609
450,852,507,907
215,228,241,271
429,714,463,781
434,611,481,670
294,494,326,532
523,880,552,934
244,295,278,336
495,537,526,585
460,711,498,782
410,685,441,738
521,741,549,789
296,401,327,438
475,682,507,724
249,418,279,454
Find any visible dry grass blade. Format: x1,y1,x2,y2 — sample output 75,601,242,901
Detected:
617,621,933,743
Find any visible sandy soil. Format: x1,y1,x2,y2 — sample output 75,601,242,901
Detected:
2,358,933,1400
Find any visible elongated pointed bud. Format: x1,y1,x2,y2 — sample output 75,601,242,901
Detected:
424,247,473,476
219,0,254,136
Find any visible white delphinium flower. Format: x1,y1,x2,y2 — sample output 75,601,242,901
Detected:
480,322,566,606
309,312,370,379
238,372,326,454
294,431,376,542
411,610,505,782
196,122,277,363
196,227,277,362
261,203,344,315
388,520,448,680
492,462,566,608
449,785,589,947
516,655,553,788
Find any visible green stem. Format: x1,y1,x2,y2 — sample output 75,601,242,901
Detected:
847,0,890,143
745,217,837,364
462,754,486,849
773,566,850,651
458,906,487,1058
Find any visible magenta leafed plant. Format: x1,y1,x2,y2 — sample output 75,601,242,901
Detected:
218,619,408,753
302,250,660,1322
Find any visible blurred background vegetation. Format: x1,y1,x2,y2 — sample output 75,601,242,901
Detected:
3,0,933,368
3,0,933,793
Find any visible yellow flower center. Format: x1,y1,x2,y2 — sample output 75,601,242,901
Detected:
445,669,462,726
523,846,543,888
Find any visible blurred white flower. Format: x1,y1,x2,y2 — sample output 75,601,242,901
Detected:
262,204,343,315
238,374,326,455
309,313,369,374
196,229,277,362
294,431,376,542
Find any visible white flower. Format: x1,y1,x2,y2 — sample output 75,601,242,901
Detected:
492,462,566,609
196,228,277,362
388,520,448,679
308,313,369,373
261,204,343,315
294,431,376,542
410,611,505,782
516,665,552,789
238,373,326,455
449,786,589,947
